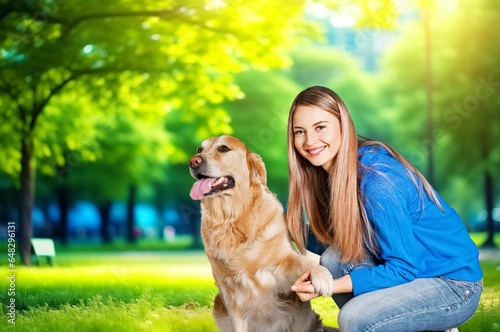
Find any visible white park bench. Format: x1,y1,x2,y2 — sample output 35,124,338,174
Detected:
31,238,56,266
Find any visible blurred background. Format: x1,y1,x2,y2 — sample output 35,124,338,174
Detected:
1,0,499,265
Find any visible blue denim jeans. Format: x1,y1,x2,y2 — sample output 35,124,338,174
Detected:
320,246,483,332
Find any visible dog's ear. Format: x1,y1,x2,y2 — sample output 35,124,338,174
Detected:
247,152,267,186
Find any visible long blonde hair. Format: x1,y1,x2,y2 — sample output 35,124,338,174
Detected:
286,86,441,262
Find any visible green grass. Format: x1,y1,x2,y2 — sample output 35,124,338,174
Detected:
55,235,199,252
8,297,217,332
0,234,499,331
6,252,217,311
1,251,218,331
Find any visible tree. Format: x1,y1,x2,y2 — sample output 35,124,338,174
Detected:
0,0,314,264
380,0,500,244
432,0,500,246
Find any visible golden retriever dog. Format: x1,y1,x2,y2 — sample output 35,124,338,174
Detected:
189,135,338,332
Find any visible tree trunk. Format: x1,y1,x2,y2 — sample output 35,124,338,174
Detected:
482,170,496,248
178,201,202,248
423,6,435,187
126,184,137,243
19,138,34,266
190,213,202,248
98,201,113,244
57,186,70,245
154,183,167,240
38,198,52,237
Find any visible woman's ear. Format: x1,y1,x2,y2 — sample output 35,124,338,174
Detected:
247,152,267,186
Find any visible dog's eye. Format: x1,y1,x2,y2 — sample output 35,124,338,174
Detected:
197,147,203,153
218,145,230,152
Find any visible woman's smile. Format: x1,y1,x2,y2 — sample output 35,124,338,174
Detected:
306,145,327,156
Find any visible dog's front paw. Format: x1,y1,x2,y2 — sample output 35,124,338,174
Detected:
309,265,334,297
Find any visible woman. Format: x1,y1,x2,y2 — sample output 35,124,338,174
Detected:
287,86,483,331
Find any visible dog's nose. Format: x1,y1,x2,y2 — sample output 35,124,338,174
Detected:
189,155,204,168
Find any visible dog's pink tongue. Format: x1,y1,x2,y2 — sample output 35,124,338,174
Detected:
190,178,216,200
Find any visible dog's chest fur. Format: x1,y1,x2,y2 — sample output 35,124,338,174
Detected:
200,190,295,300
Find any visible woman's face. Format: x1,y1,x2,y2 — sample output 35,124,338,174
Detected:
292,105,341,171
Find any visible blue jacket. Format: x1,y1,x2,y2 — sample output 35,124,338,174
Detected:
310,145,483,296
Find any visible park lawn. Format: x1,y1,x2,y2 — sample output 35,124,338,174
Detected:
0,234,499,331
1,251,219,331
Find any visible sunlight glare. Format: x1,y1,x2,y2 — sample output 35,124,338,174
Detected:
329,13,357,28
306,1,357,28
82,44,94,54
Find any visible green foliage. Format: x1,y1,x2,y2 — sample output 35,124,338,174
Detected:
0,0,314,177
287,46,351,88
224,70,301,199
379,0,500,218
0,0,403,182
378,24,430,169
431,0,500,178
287,45,390,142
0,0,318,182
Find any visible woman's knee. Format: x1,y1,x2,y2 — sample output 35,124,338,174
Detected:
338,304,372,332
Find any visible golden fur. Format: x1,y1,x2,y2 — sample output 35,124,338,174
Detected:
189,135,337,332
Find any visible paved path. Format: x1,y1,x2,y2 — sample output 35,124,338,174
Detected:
479,248,500,261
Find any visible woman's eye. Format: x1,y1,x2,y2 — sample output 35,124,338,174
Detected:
218,145,230,152
197,147,203,153
293,130,303,135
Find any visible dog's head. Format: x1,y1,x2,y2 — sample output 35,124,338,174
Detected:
189,135,266,200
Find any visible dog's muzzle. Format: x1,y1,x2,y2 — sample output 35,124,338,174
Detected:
189,155,235,200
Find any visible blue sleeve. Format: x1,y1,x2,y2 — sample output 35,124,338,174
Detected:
350,162,419,295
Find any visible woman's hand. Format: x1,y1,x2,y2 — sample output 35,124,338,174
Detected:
291,270,320,302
